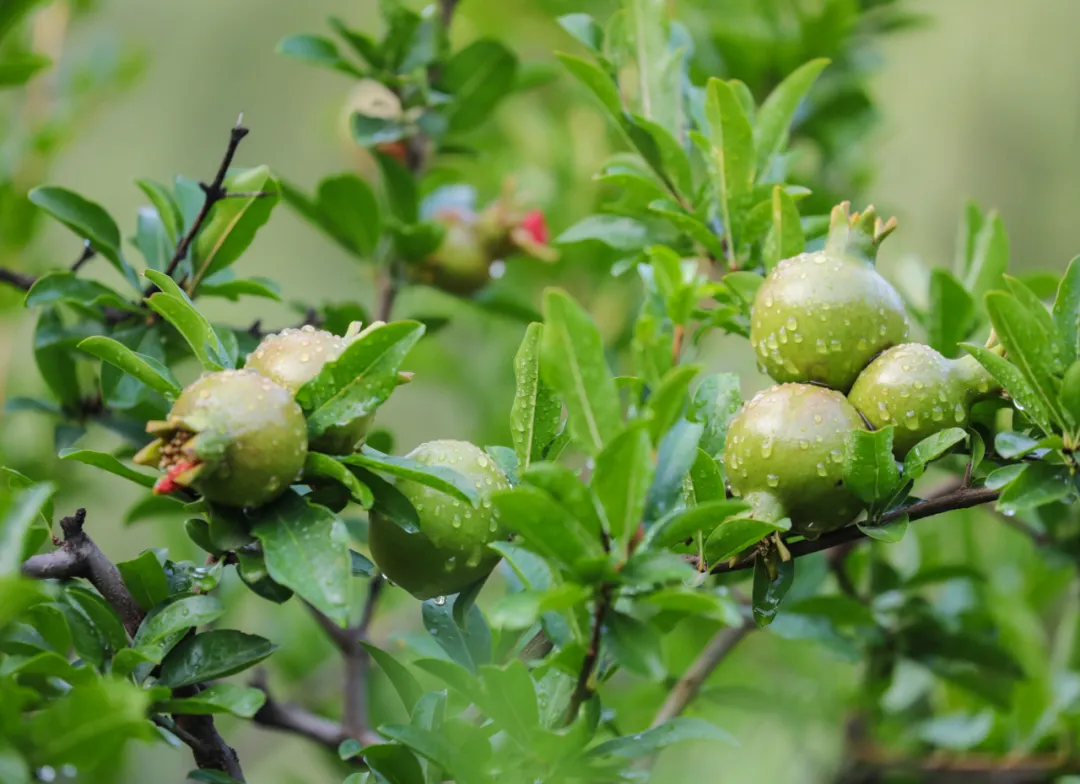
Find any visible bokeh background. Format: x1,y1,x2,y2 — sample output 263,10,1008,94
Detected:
3,0,1080,781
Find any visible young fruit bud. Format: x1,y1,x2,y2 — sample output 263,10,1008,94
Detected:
134,370,307,509
244,324,373,454
848,343,1000,457
724,383,868,537
368,440,510,600
417,210,492,296
750,202,909,392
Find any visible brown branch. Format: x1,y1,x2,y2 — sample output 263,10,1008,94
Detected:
376,272,399,322
840,749,1080,783
0,266,38,291
145,116,250,296
439,0,460,28
562,583,613,726
22,509,244,781
710,486,1001,575
250,671,368,754
70,241,96,272
650,622,752,727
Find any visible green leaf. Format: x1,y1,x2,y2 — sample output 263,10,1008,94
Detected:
857,514,909,543
962,342,1055,434
997,463,1073,514
753,58,829,174
606,611,665,678
491,486,603,571
986,292,1067,429
377,725,476,784
586,717,735,759
556,214,648,251
58,449,156,488
440,39,518,133
704,78,755,259
373,150,419,224
136,179,182,244
421,597,491,674
296,321,424,440
144,270,232,371
361,744,425,784
134,595,225,646
115,551,169,611
303,452,374,508
645,365,700,444
511,324,563,471
644,418,704,522
489,583,589,630
1004,274,1070,369
186,773,244,784
341,448,478,506
0,52,49,87
78,336,181,399
192,166,281,282
647,200,725,260
927,269,976,358
540,289,621,455
763,185,804,271
903,428,968,481
843,428,901,505
686,448,726,505
315,173,381,257
556,53,624,122
964,212,1008,305
157,630,277,688
0,577,46,631
197,276,281,302
592,424,654,542
1061,360,1080,427
752,555,794,627
557,13,603,50
251,493,351,627
1053,256,1080,359
277,34,363,77
632,117,693,198
29,678,153,769
644,498,752,551
0,484,54,577
520,463,604,539
360,641,424,714
28,186,139,291
25,272,139,314
691,373,742,459
703,513,788,563
328,17,384,68
156,683,267,718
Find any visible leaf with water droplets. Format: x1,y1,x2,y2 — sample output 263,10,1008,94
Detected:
903,428,967,481
251,491,351,626
510,323,562,470
157,630,277,688
843,428,901,507
691,373,742,459
961,343,1056,435
134,595,225,646
752,553,794,627
340,447,479,506
591,423,654,543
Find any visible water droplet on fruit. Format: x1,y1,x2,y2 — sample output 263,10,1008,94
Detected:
434,595,447,605
477,456,489,468
799,439,809,450
904,411,919,430
764,296,774,308
786,316,798,330
816,339,828,354
813,414,823,424
829,339,842,352
760,438,773,458
953,402,966,422
766,474,779,487
830,449,843,463
857,338,868,350
913,381,924,390
816,462,827,477
793,332,804,344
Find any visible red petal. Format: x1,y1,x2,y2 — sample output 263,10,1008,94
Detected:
153,460,199,496
521,209,549,245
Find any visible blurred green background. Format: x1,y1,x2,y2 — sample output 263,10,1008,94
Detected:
3,0,1080,781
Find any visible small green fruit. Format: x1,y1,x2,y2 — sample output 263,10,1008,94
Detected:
420,213,492,296
368,440,511,599
135,370,307,508
750,202,909,392
848,343,1000,457
725,383,868,537
244,324,374,454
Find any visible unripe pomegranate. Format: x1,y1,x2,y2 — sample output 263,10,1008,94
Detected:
749,203,909,392
848,343,1000,457
135,370,307,509
368,440,510,599
725,383,868,537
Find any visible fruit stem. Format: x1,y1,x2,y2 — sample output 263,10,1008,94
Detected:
825,201,897,263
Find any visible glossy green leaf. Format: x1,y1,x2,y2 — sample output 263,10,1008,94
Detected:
511,323,563,471
647,200,725,261
556,52,624,121
341,447,478,506
489,583,589,630
315,173,381,257
644,498,752,551
303,452,374,508
964,213,1008,306
1004,274,1069,369
704,78,755,260
277,34,363,77
377,725,478,784
644,418,704,522
606,611,665,678
28,186,139,291
361,744,425,784
78,336,181,399
251,493,351,626
857,513,909,543
296,321,424,440
372,150,419,223
686,448,726,505
557,13,603,50
1060,360,1080,427
752,555,794,627
156,683,266,718
58,449,156,489
0,483,54,577
520,463,604,539
360,641,424,714
997,463,1073,514
134,595,225,646
421,597,491,674
115,551,169,612
586,717,735,759
843,428,900,505
763,185,804,271
592,424,654,542
192,166,281,282
962,342,1055,434
157,630,277,688
703,513,788,563
25,272,139,314
645,365,700,444
540,289,621,455
753,58,829,173
902,428,967,481
927,269,975,358
144,270,232,371
440,39,518,133
691,373,742,459
1053,256,1080,359
197,277,281,302
492,485,604,572
556,214,648,251
136,179,182,244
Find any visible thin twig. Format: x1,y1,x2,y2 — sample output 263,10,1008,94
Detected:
710,486,1000,575
376,272,399,322
650,622,752,727
562,583,613,726
250,670,369,754
145,116,250,296
0,267,38,291
840,748,1080,783
22,509,244,780
70,241,96,272
344,576,384,738
439,0,459,26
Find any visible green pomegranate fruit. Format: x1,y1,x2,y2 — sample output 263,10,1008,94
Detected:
725,383,868,537
134,370,307,508
848,343,1000,457
244,323,374,454
368,440,511,599
750,202,910,392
